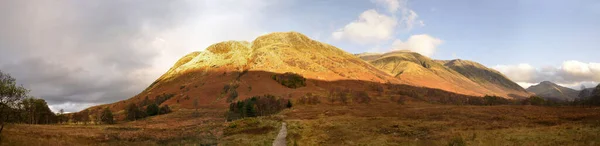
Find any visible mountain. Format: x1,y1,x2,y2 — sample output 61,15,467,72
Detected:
359,51,530,98
84,32,400,115
438,59,530,98
579,87,595,99
526,81,580,101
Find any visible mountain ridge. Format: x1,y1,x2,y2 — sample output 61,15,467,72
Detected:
526,81,580,101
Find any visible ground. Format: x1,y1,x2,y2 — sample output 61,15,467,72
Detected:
2,102,600,145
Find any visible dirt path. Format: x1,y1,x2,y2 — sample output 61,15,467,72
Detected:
272,122,287,146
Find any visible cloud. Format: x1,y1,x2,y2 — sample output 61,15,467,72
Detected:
332,9,398,44
493,61,600,88
493,64,539,83
372,0,401,13
391,34,442,57
333,0,423,44
402,9,425,30
0,0,274,112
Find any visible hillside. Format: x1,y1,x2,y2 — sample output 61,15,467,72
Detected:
84,32,400,117
438,59,530,98
359,51,530,98
579,88,595,99
526,81,580,101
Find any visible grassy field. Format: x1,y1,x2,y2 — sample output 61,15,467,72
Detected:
0,109,226,146
2,102,600,145
283,102,600,145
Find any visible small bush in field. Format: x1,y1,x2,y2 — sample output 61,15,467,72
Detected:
271,72,306,89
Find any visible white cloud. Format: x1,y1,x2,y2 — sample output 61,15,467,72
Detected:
333,0,424,44
372,0,401,13
332,9,398,44
493,61,600,89
391,34,442,57
402,10,424,30
493,64,538,83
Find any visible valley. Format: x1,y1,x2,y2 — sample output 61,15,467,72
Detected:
3,102,600,145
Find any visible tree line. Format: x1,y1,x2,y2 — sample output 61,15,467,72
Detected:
0,71,66,138
226,94,292,121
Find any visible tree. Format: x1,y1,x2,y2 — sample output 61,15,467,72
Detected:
100,108,114,124
125,103,146,121
0,71,28,135
522,96,545,105
146,103,159,116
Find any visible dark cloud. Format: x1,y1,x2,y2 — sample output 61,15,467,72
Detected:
0,0,278,112
0,1,201,112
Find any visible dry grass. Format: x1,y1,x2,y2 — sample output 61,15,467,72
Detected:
282,102,600,145
0,109,226,145
3,102,600,145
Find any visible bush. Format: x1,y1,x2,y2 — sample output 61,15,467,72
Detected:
146,103,159,116
271,72,306,89
353,91,371,104
100,108,114,124
125,103,146,121
522,96,546,105
447,136,466,146
159,105,171,115
155,93,174,105
227,90,239,103
287,100,293,108
298,93,321,105
483,95,511,105
227,94,291,121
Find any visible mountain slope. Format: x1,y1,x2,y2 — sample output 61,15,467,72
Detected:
85,32,400,116
360,51,530,98
579,87,595,99
438,59,530,98
526,81,580,101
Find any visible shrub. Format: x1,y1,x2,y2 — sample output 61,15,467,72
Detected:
159,105,171,114
227,90,239,103
483,95,511,105
227,94,291,121
146,103,159,116
522,96,546,105
353,91,371,104
100,108,114,124
287,100,293,108
447,136,466,146
271,72,306,89
298,93,321,105
155,93,174,105
125,103,146,121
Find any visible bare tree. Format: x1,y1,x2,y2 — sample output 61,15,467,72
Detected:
0,71,29,136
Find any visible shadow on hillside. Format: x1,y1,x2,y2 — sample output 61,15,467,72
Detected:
179,70,516,106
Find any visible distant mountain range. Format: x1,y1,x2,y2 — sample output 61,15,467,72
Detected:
526,81,584,101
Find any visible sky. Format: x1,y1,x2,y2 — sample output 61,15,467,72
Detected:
0,0,599,112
